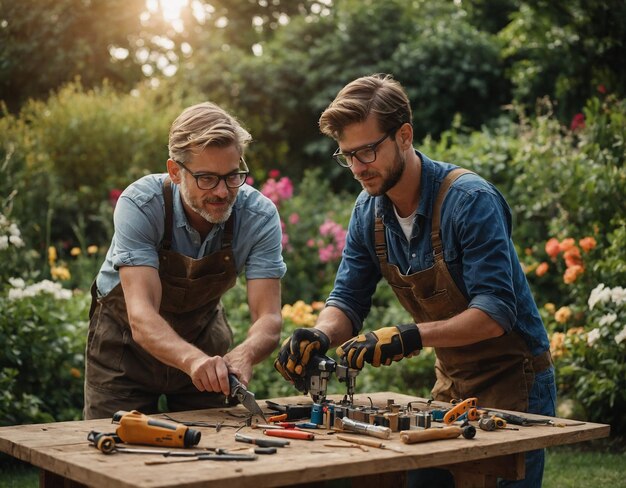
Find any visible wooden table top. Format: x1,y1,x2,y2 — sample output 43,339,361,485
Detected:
0,392,610,488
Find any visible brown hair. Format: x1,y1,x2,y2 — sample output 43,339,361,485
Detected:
168,102,252,163
319,74,412,140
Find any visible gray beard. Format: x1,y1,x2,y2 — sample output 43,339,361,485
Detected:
179,176,234,224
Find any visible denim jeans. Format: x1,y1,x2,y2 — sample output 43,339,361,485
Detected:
407,367,557,488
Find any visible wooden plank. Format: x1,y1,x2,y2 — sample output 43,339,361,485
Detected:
0,392,610,488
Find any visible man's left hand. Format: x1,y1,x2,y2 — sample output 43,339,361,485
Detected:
336,323,422,369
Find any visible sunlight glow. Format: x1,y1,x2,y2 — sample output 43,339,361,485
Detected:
146,0,188,23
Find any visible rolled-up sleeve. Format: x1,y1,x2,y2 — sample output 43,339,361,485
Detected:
110,194,162,270
449,184,517,332
326,203,381,334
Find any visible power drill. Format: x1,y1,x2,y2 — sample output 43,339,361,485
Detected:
112,410,201,448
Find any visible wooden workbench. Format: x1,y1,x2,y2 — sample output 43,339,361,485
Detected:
0,392,610,488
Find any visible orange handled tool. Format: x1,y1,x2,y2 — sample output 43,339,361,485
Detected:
264,429,315,441
443,398,477,424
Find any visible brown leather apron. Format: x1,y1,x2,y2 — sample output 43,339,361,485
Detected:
376,169,550,412
84,178,236,418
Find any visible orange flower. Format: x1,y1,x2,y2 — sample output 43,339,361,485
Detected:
544,303,556,314
70,368,82,379
564,247,583,268
563,265,584,284
555,306,572,323
535,262,549,277
559,238,576,253
545,238,561,258
579,237,597,253
550,332,565,358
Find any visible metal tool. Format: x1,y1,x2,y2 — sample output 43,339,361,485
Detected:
160,414,240,431
484,410,586,427
335,434,404,453
340,417,391,439
228,374,267,422
305,355,337,403
234,432,290,448
335,360,359,405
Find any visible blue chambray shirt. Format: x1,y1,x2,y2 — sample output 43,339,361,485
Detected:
326,152,550,356
96,174,286,296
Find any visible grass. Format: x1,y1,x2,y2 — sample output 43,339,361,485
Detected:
1,445,624,487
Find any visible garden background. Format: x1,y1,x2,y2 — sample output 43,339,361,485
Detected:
1,0,625,485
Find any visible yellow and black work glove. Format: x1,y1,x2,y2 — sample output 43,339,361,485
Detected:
336,323,422,369
274,328,330,384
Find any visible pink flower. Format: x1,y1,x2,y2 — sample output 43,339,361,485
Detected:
289,213,300,225
570,113,585,131
245,175,254,186
109,189,122,208
306,239,315,247
597,84,606,94
269,169,280,179
261,177,293,206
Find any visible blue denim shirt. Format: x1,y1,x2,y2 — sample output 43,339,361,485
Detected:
96,174,287,296
327,152,549,356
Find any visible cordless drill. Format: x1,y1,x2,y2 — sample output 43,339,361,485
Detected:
112,410,201,448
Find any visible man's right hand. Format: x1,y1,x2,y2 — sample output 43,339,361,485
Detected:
274,328,330,383
188,354,231,395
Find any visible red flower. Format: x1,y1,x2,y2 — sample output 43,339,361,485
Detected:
597,84,607,94
570,113,585,131
109,189,122,208
268,169,281,179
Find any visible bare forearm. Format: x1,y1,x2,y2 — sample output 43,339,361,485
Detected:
315,306,355,347
229,313,282,365
418,308,505,347
127,307,206,374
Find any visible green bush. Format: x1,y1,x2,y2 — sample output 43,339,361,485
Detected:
1,81,182,250
0,281,89,425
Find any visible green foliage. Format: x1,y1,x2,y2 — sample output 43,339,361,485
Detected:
1,81,183,250
0,0,147,111
0,282,89,426
500,0,626,120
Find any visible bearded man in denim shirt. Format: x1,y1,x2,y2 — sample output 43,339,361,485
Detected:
85,102,286,419
275,74,555,488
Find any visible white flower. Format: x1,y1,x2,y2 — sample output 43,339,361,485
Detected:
610,286,626,306
0,235,8,250
598,313,618,327
615,327,626,345
8,277,25,288
7,279,72,301
8,235,24,247
588,284,612,310
8,223,20,237
587,328,601,347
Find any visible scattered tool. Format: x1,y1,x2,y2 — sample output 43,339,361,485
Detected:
234,432,290,448
228,374,267,422
335,434,403,453
263,429,315,441
160,414,240,431
483,411,585,427
443,398,478,424
340,417,391,440
400,426,469,444
324,442,369,452
265,401,312,421
145,452,258,465
111,410,201,448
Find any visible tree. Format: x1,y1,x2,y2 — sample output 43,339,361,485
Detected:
0,0,147,111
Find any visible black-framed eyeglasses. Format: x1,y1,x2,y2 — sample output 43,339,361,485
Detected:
175,158,249,190
332,132,393,168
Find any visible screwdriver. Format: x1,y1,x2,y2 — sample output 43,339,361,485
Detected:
234,433,290,447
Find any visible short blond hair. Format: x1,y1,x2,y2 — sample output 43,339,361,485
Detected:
319,74,412,140
168,102,252,162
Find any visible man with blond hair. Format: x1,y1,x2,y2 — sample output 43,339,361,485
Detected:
85,102,286,419
275,75,554,487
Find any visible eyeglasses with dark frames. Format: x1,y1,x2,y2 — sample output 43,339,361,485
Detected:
332,132,394,168
175,158,249,190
